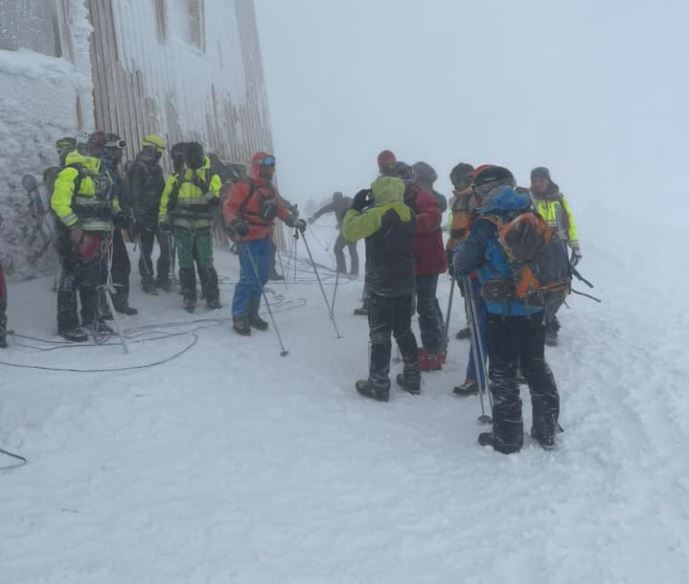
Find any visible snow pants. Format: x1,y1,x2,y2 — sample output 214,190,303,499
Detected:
368,293,419,391
56,231,106,333
174,226,218,305
111,228,131,310
415,274,444,354
233,238,271,318
486,312,560,454
0,263,7,345
138,219,171,287
465,278,488,386
334,233,359,276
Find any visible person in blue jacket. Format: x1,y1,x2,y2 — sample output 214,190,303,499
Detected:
453,175,560,453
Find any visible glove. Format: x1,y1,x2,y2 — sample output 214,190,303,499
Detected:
570,246,582,266
293,218,307,233
351,189,371,212
159,222,172,233
230,218,250,237
69,227,84,245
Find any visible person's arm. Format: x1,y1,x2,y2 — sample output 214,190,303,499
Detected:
342,208,382,243
453,219,493,277
310,201,335,222
158,175,176,224
560,196,579,249
50,167,80,228
222,180,250,225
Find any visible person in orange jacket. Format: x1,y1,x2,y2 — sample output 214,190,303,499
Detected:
222,152,304,335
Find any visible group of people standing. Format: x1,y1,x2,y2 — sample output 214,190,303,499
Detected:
0,136,581,455
338,151,581,454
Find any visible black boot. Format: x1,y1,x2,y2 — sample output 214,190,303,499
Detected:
453,379,479,396
248,299,268,331
180,268,197,313
355,379,389,402
396,372,420,395
202,267,222,310
456,327,470,340
142,280,159,295
60,327,88,343
115,303,138,316
233,316,251,336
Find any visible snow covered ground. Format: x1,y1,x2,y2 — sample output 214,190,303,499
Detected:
2,215,689,583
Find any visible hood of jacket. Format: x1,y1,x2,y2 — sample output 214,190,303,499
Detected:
371,176,405,206
480,186,531,218
64,150,101,173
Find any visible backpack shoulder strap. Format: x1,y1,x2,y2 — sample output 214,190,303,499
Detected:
236,179,257,217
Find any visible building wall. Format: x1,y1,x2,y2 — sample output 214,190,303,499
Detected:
86,0,273,166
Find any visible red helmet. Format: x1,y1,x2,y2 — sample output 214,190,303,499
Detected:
249,151,276,181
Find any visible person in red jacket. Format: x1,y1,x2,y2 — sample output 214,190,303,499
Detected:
222,152,304,336
394,162,447,370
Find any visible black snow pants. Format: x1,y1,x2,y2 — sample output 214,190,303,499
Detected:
334,232,359,276
416,274,445,353
0,263,7,345
486,312,560,453
111,228,131,310
368,293,419,391
138,220,171,287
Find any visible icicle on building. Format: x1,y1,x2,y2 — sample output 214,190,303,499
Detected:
0,0,273,277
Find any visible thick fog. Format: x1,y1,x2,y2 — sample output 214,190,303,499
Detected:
254,0,689,228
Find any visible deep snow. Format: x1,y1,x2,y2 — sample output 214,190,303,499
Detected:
1,212,688,583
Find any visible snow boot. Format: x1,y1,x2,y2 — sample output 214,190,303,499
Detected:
180,268,197,313
530,430,556,451
268,271,284,281
201,267,221,310
478,432,495,448
355,379,389,402
545,329,558,347
142,280,159,295
248,300,268,331
353,305,369,316
156,278,172,292
115,303,138,316
456,327,470,340
207,298,222,310
183,298,196,313
478,432,523,454
396,373,420,395
453,379,478,396
418,348,443,371
60,327,89,343
233,316,251,336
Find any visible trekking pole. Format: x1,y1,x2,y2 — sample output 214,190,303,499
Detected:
102,237,129,355
0,447,27,472
244,242,289,357
463,277,491,425
298,229,342,339
291,229,298,283
330,266,340,319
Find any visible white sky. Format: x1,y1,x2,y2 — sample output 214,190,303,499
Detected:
254,0,689,224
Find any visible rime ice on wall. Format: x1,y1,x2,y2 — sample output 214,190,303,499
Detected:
89,0,273,166
0,0,273,277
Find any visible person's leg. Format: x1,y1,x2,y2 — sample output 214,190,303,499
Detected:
392,294,420,392
155,226,171,288
367,293,394,394
138,226,156,291
521,312,560,445
195,228,220,308
247,238,271,327
232,240,261,321
348,241,359,276
485,314,524,453
416,274,444,354
0,264,7,348
544,289,567,345
174,227,197,309
333,233,347,274
111,228,133,312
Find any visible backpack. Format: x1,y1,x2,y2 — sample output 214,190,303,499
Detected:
483,212,571,306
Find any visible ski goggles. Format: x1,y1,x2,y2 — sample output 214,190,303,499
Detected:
105,138,127,149
259,155,276,167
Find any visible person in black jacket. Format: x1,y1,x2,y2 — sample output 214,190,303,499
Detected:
308,191,358,275
126,135,170,293
342,176,420,401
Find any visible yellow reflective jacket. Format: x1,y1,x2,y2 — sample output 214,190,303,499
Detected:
158,157,221,229
531,186,579,248
50,151,119,232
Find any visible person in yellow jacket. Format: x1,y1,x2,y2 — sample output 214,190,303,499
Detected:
530,166,581,346
50,133,121,341
159,142,222,312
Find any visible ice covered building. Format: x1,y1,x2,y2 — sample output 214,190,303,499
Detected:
0,0,273,276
